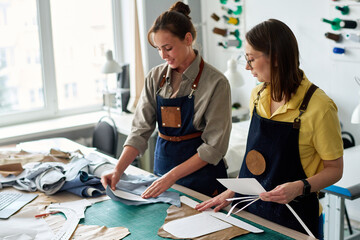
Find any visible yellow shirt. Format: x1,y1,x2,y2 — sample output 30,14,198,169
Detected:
249,75,343,178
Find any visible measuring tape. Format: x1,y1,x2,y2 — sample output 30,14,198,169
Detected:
48,207,80,240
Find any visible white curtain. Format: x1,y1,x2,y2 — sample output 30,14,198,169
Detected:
128,0,145,112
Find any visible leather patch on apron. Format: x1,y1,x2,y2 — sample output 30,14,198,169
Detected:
161,106,181,128
246,150,266,175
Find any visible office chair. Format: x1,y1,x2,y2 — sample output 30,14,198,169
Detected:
92,116,118,158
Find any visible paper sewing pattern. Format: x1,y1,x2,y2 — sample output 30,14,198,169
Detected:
109,188,150,202
163,212,233,238
160,196,262,239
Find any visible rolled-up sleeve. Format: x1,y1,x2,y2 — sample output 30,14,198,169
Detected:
124,71,157,155
196,73,232,165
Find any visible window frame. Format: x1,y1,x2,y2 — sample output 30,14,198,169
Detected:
0,0,124,127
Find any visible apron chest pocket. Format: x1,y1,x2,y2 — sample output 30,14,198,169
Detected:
161,106,181,128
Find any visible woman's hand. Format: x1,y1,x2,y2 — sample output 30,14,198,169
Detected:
195,189,235,212
101,170,122,191
141,174,176,198
101,145,140,191
259,181,302,204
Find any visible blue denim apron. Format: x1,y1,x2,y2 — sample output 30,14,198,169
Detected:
154,59,227,197
236,84,319,238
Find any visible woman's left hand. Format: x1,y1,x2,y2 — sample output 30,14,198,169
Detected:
259,181,302,204
141,175,176,199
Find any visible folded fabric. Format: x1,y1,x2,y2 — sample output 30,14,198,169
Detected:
13,177,37,192
64,157,90,181
107,173,181,207
25,162,65,180
35,166,66,195
86,153,115,178
12,162,66,194
60,171,105,197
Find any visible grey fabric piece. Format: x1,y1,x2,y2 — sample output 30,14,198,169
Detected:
91,163,114,178
107,173,181,207
0,169,30,189
35,166,66,195
86,153,115,178
13,178,37,192
64,157,90,181
12,163,65,193
26,162,64,179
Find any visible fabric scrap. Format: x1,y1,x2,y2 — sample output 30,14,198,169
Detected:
106,173,180,207
0,163,23,177
72,224,130,240
60,171,105,197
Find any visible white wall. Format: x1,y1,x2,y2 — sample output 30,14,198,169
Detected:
139,0,203,72
201,0,360,222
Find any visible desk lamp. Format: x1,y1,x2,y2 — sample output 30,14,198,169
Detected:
102,50,122,115
351,76,360,124
352,102,360,124
224,58,244,104
224,58,246,122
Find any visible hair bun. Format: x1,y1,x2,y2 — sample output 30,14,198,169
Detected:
169,1,191,20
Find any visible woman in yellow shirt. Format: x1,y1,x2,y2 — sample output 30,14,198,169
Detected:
196,19,343,239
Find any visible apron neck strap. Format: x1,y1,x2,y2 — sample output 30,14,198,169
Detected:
188,58,204,99
253,83,268,107
293,84,318,129
157,58,205,97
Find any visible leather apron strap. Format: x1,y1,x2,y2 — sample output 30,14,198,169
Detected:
293,84,318,129
158,131,202,142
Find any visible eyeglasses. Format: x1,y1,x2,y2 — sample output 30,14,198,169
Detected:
243,54,264,69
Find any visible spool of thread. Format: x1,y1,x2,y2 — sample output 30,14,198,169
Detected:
213,27,228,37
333,47,345,54
211,13,220,21
227,40,240,47
340,20,357,29
223,15,239,25
322,18,341,30
345,33,360,42
226,39,242,48
335,6,350,15
230,29,240,38
218,42,227,49
325,32,342,42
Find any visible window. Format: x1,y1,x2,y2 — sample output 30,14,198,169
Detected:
0,0,122,127
0,0,44,116
50,0,114,110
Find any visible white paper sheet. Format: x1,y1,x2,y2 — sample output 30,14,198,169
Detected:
217,178,266,195
0,207,54,240
110,189,149,202
163,212,232,238
179,196,264,234
210,211,264,233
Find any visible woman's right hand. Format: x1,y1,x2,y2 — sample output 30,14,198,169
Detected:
101,170,122,191
195,189,235,212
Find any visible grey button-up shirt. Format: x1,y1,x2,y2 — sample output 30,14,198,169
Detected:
124,52,232,165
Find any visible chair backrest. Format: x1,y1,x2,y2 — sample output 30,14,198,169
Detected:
92,116,118,157
342,131,355,149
